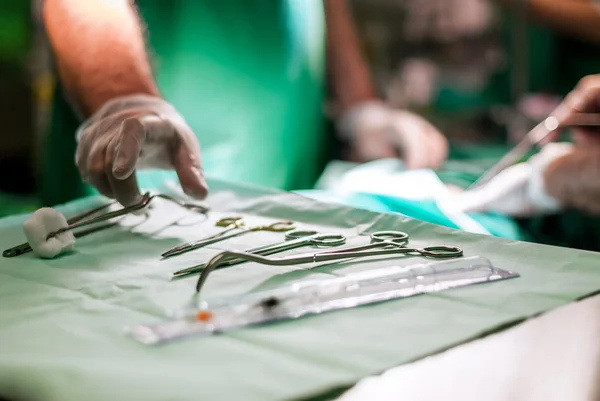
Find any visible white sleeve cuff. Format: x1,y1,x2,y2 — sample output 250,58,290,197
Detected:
526,143,574,213
527,168,562,212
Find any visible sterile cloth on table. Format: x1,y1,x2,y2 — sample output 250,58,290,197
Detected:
1,177,600,401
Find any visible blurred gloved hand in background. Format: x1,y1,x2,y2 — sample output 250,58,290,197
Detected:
549,74,600,147
338,101,449,170
448,143,575,217
76,94,208,207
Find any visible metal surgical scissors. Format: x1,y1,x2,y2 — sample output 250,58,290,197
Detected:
172,229,347,278
3,193,209,258
194,230,463,293
161,217,297,258
469,113,600,190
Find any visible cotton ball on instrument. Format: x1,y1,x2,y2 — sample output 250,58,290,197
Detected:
23,208,76,258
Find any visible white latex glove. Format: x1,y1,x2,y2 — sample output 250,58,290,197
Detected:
448,143,575,217
338,101,448,170
75,94,208,206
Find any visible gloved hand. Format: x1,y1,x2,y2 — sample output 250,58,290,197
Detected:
338,101,448,170
447,143,575,217
545,74,600,146
75,94,208,206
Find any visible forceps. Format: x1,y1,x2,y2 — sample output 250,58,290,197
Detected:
161,217,296,258
195,230,463,293
172,229,347,278
469,113,600,190
3,193,209,258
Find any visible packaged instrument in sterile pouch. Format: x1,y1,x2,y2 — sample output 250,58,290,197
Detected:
128,256,518,345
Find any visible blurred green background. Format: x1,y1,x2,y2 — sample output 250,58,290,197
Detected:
0,0,46,216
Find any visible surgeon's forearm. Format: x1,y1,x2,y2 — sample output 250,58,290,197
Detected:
545,150,600,214
324,0,378,112
498,0,600,43
43,0,159,117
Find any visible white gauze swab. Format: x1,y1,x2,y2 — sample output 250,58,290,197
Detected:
23,208,76,258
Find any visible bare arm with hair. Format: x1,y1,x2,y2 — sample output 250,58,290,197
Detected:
43,0,159,117
42,0,207,206
323,0,377,112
